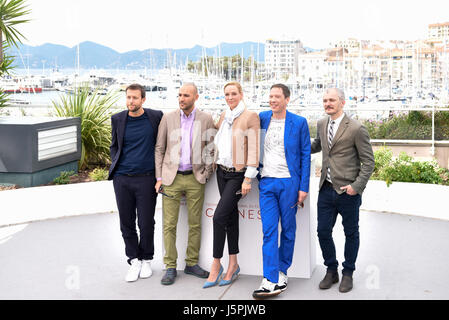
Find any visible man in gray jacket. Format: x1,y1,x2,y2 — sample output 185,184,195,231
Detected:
311,88,374,293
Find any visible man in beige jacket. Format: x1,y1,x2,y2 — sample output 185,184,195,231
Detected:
311,88,374,293
155,82,215,285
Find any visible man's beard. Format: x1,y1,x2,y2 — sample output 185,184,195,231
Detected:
128,104,142,113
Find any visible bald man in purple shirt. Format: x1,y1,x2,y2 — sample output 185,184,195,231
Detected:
155,83,215,285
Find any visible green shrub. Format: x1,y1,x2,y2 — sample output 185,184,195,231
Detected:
435,111,449,140
372,146,393,180
371,147,449,186
89,167,108,181
406,110,430,126
382,153,445,186
364,110,449,140
308,124,317,138
53,171,77,185
52,85,120,170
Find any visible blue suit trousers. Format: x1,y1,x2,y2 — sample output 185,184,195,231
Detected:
259,176,299,283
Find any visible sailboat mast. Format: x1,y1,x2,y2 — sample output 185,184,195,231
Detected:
241,48,244,84
77,43,80,75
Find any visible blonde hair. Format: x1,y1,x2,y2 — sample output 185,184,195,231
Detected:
224,82,243,94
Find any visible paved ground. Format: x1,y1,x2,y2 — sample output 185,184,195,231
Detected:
1,209,448,300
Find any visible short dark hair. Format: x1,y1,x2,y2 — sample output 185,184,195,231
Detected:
126,83,146,98
270,83,290,98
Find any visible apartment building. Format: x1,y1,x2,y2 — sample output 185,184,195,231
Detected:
293,38,448,94
264,39,305,78
428,22,449,40
297,51,327,89
264,22,449,97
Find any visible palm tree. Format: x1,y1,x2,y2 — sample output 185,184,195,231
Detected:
0,0,31,65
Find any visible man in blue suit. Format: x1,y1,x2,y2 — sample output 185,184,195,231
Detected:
108,83,163,282
253,84,311,299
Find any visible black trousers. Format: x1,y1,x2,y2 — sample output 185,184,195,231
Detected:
317,181,361,275
213,166,245,259
112,174,157,264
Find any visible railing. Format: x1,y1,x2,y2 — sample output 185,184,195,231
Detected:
3,101,449,156
283,102,449,156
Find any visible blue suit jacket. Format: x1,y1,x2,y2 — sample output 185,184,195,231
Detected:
259,110,311,193
108,108,163,180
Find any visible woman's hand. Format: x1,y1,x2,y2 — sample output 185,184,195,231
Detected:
241,177,252,196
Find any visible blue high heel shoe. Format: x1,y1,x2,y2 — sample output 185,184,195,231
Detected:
219,265,240,286
203,265,223,289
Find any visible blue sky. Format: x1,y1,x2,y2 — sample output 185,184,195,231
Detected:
20,0,449,52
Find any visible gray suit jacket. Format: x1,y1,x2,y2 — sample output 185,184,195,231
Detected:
311,113,375,194
155,108,215,186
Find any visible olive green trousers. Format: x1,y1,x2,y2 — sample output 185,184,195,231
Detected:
162,173,205,269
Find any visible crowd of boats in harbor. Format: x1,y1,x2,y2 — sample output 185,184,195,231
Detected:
1,67,448,121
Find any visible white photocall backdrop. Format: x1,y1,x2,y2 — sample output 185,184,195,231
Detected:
152,162,317,278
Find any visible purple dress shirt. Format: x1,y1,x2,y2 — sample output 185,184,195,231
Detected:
179,108,196,171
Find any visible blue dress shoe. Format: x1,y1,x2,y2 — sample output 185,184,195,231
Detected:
203,265,223,289
219,265,240,286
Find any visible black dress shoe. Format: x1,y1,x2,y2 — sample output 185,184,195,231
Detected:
184,264,209,278
339,274,353,293
319,271,339,289
161,268,177,285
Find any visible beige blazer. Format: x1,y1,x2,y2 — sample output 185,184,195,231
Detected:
311,113,375,194
214,108,260,171
155,108,215,186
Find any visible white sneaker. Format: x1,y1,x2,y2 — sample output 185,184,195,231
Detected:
140,259,153,279
252,278,282,299
278,271,288,291
125,258,142,282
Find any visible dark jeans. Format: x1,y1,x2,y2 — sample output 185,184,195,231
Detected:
212,166,245,259
317,182,361,275
113,174,157,264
